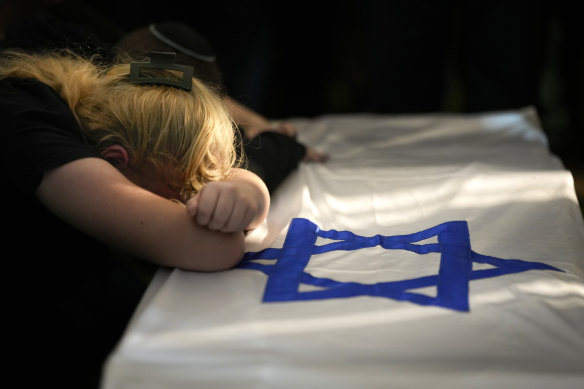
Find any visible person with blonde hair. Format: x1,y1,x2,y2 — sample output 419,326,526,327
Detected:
0,48,269,387
117,21,329,192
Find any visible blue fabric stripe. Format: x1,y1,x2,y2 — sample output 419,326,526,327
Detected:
239,218,563,312
262,218,319,302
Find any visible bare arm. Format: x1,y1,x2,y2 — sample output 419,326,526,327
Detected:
224,96,296,139
36,157,246,272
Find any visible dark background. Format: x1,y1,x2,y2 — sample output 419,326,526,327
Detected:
3,0,583,206
83,1,581,150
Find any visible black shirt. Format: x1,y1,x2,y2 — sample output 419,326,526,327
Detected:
0,78,148,388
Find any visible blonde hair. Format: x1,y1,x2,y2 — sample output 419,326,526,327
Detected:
0,49,241,200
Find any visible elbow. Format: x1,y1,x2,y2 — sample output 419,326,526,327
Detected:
174,231,246,272
203,240,245,272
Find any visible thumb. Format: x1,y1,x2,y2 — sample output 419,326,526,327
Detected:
185,193,200,217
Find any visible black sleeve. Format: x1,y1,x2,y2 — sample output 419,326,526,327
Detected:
242,130,306,194
0,78,98,195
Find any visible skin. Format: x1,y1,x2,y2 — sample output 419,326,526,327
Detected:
28,72,318,274
103,144,269,233
36,155,270,272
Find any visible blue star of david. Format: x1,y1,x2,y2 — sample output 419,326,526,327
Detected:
239,218,562,311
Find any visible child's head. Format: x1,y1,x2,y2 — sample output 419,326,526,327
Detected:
83,60,239,200
0,49,240,201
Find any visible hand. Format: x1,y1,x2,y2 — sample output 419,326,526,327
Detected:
185,181,260,233
303,146,329,163
244,121,328,163
269,121,298,138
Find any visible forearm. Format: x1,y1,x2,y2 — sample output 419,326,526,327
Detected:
37,158,245,271
224,96,301,142
224,96,270,137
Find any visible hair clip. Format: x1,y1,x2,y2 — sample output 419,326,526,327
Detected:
129,51,193,90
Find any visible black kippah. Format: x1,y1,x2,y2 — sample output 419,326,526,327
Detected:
149,22,216,63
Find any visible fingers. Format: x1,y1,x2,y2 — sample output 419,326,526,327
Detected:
186,182,256,233
303,147,329,163
186,187,217,226
205,190,235,231
217,199,249,232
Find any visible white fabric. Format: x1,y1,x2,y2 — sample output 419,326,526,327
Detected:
101,107,584,389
